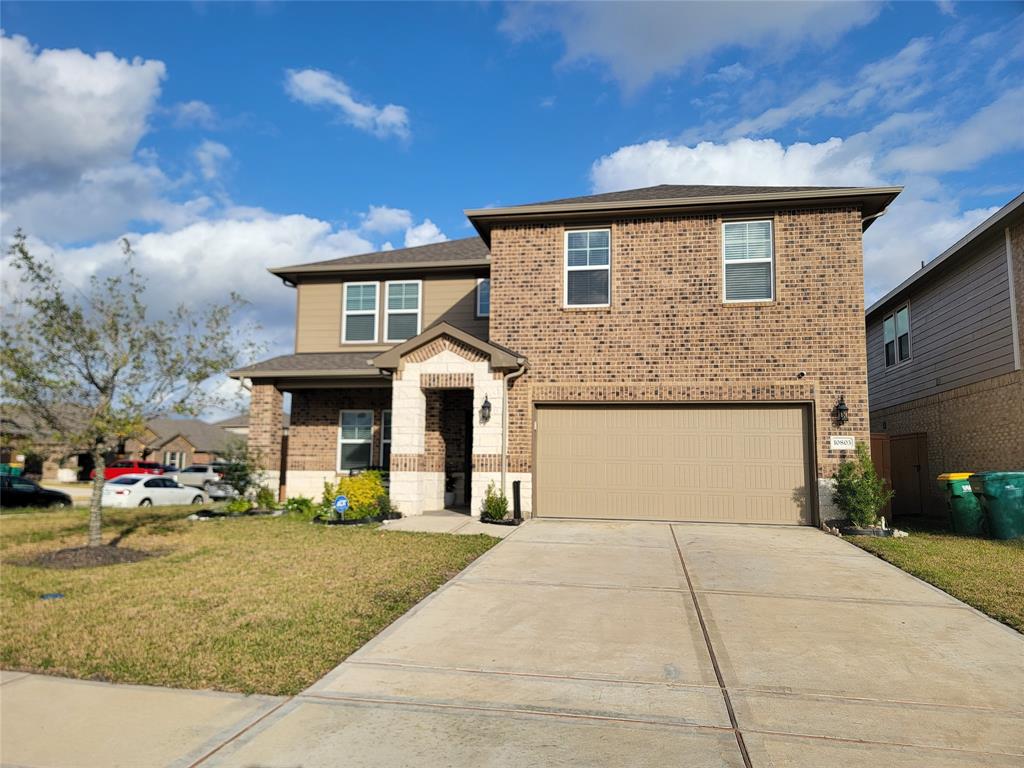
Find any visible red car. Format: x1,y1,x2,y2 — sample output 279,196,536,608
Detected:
89,460,165,480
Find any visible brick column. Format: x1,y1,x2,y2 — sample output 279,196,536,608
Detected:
249,382,283,475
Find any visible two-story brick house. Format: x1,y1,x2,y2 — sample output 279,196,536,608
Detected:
234,184,900,525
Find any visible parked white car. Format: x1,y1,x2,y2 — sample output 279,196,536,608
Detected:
102,474,208,508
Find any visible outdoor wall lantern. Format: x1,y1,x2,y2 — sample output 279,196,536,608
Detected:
834,395,849,426
480,396,492,423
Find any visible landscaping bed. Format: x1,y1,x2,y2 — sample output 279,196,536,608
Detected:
0,504,498,694
850,527,1024,633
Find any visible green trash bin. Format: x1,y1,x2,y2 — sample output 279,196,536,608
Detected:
937,473,984,535
969,472,1024,540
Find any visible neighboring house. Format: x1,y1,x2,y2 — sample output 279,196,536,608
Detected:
123,418,235,468
214,412,290,438
234,184,901,525
866,192,1024,519
0,405,94,481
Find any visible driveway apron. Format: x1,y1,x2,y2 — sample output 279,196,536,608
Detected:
16,520,1013,768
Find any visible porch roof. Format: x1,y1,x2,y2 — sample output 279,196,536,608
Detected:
372,322,526,371
229,352,387,380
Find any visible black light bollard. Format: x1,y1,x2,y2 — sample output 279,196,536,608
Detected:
512,480,522,525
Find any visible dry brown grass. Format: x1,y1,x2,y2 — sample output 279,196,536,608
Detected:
1,505,497,694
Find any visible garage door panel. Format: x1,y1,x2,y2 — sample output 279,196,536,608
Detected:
536,405,812,525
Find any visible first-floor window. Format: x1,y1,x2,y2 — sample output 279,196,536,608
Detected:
339,410,373,470
381,410,392,467
163,451,185,468
883,304,911,367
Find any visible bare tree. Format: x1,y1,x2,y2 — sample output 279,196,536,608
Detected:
1,231,261,546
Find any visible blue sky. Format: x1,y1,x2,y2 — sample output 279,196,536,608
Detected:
2,1,1023,373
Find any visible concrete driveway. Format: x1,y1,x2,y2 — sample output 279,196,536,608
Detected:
198,520,1024,767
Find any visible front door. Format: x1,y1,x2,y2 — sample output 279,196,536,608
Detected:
890,433,928,519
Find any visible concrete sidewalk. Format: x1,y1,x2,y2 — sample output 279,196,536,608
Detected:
3,521,1022,767
380,509,518,537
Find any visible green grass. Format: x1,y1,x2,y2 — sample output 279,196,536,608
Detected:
0,505,497,694
851,528,1024,632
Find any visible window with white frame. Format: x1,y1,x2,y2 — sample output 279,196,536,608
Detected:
385,281,421,342
883,304,911,367
723,220,774,302
380,409,392,467
565,229,610,306
343,282,378,343
163,450,185,468
338,410,373,471
476,278,490,317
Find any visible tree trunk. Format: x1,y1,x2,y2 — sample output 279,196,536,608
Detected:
88,451,106,547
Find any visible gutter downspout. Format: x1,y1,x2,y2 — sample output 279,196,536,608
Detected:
501,360,527,498
861,209,887,228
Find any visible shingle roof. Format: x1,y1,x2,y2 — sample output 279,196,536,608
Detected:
229,352,383,379
523,184,854,207
270,237,489,277
214,412,290,429
145,418,234,453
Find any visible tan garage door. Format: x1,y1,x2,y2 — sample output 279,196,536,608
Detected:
535,405,813,525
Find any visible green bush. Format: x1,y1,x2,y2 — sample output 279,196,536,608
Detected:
480,481,509,521
225,497,252,515
316,472,392,520
218,438,264,498
254,485,277,510
833,443,894,527
284,495,316,520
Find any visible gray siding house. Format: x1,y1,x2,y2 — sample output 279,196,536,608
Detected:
866,192,1024,519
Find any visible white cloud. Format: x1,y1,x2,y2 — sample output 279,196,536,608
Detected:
707,62,753,83
284,68,410,140
359,205,413,234
404,219,447,248
500,1,879,92
0,32,166,195
194,140,231,180
172,100,218,129
590,136,883,192
883,87,1024,173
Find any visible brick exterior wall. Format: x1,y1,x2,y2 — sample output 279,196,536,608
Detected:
249,382,283,471
870,370,1024,513
488,207,869,489
288,387,391,471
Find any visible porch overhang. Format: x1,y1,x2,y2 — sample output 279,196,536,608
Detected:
228,352,391,388
372,322,525,372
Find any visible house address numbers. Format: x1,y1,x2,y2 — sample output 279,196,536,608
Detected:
829,436,856,451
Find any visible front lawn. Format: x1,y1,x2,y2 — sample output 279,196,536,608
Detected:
850,529,1024,632
0,505,497,694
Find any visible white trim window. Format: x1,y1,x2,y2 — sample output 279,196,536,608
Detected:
380,409,392,467
385,280,422,342
163,450,185,468
883,304,911,368
723,220,774,302
342,282,379,343
338,410,373,471
476,278,490,317
565,229,610,307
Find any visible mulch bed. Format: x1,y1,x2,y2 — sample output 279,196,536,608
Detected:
24,545,157,570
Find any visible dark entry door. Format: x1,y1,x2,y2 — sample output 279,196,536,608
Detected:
890,433,928,518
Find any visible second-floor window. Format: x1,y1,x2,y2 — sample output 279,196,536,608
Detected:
343,282,379,343
565,228,610,307
385,280,421,342
884,304,911,367
723,220,774,302
476,278,490,317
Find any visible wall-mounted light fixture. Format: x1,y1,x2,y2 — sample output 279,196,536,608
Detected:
480,395,492,423
834,395,849,426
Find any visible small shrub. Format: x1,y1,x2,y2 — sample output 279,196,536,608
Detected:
254,485,277,510
376,493,401,520
480,481,509,521
833,443,894,528
219,438,265,498
284,495,316,520
337,471,387,519
225,497,253,515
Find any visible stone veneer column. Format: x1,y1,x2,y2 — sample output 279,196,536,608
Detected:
248,381,283,493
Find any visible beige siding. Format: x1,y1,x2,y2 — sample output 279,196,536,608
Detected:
535,405,813,525
295,275,488,353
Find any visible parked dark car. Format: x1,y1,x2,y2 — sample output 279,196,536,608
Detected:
1,476,73,509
